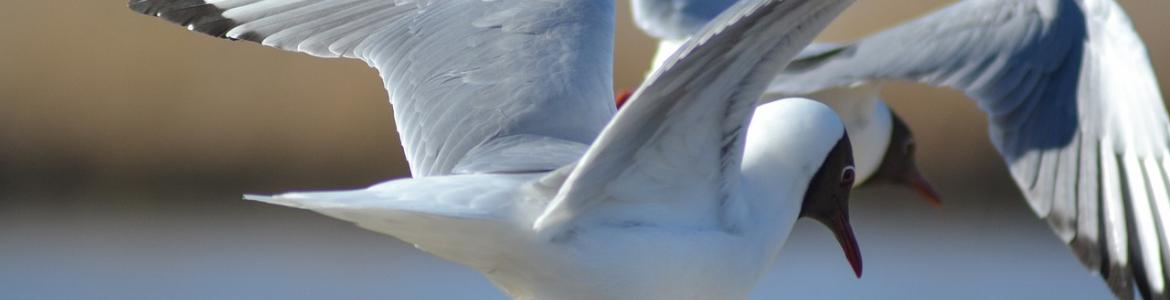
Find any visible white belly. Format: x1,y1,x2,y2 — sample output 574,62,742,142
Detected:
481,226,771,300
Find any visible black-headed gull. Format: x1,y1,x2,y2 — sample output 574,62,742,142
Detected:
130,0,859,299
634,0,1170,298
631,0,941,206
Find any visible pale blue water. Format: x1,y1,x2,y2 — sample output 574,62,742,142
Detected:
0,188,1111,299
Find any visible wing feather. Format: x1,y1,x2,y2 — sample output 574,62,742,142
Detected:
767,0,1169,297
536,0,854,233
1101,142,1134,298
130,0,615,176
1073,131,1101,269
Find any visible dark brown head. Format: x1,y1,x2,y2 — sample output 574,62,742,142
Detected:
800,132,862,278
858,111,941,206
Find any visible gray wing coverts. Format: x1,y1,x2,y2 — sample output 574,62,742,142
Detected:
540,0,854,232
129,0,616,177
774,0,1170,298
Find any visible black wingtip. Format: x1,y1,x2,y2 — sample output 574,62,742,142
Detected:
128,0,242,40
129,0,203,16
1070,234,1103,272
128,0,157,15
1108,267,1134,300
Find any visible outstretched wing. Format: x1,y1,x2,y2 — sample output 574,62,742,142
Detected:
535,0,854,233
130,0,616,177
771,0,1169,298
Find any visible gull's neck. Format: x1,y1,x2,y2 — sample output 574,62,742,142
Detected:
739,154,805,264
739,100,844,263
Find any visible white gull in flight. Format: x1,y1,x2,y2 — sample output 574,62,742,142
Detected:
130,0,859,299
632,0,1170,298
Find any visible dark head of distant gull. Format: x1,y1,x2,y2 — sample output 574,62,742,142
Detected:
858,110,941,206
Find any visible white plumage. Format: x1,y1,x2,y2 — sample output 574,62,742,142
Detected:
632,0,1170,298
132,0,861,299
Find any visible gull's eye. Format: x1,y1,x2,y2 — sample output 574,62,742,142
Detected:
841,166,856,187
903,139,917,155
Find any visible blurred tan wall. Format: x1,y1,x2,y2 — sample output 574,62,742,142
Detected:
0,1,1167,189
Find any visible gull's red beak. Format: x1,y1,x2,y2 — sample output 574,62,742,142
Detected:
881,112,941,207
830,213,863,278
806,208,862,278
908,165,941,207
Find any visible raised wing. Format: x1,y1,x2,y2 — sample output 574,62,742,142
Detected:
130,0,616,177
535,0,855,233
771,0,1169,298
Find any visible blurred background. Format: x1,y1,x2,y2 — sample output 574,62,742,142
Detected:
1,1,1167,299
